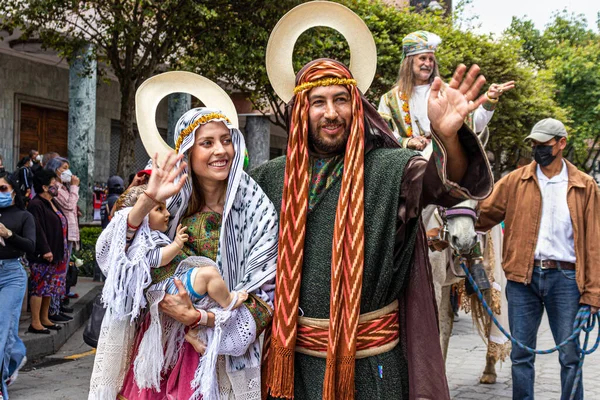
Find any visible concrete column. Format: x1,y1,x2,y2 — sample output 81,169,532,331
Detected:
68,44,96,222
245,115,270,170
167,93,191,147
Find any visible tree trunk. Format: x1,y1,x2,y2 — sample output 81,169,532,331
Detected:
116,83,137,178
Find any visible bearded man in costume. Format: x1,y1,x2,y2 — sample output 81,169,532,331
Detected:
253,57,493,400
250,4,493,399
378,30,514,151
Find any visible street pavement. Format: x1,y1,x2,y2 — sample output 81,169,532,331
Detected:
9,324,95,399
7,311,600,399
447,311,600,399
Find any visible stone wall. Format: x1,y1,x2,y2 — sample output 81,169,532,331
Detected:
0,52,69,169
0,51,168,184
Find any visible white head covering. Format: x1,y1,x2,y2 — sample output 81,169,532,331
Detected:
165,107,245,240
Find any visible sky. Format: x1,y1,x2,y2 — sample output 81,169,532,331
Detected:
458,0,599,36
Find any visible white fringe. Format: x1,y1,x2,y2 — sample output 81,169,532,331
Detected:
97,209,154,322
191,309,231,400
133,290,165,391
163,315,186,373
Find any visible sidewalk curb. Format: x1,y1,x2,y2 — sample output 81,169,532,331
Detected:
20,285,103,361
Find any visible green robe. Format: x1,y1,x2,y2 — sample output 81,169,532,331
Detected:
253,148,418,399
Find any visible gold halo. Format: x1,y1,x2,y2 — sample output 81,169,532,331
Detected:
266,1,377,102
135,71,238,166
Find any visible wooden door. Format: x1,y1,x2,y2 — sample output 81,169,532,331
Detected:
19,104,68,161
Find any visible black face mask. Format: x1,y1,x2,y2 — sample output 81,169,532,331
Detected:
533,144,557,167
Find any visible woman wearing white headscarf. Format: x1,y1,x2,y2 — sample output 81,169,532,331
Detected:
90,108,278,400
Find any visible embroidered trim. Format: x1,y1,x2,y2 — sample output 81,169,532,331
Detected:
293,77,357,94
244,293,272,336
174,112,231,152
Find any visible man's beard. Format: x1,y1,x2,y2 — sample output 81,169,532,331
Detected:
308,120,350,155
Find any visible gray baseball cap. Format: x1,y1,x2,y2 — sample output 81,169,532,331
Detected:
525,118,567,143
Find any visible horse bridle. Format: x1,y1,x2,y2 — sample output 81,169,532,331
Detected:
440,206,479,224
435,204,482,277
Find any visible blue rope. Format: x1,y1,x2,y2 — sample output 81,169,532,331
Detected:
459,262,600,400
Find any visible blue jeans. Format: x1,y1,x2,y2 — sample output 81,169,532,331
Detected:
507,267,583,400
0,258,27,399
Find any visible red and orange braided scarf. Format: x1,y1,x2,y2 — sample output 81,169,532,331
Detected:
266,60,366,399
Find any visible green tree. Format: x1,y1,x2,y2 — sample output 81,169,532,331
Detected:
0,0,236,177
505,12,600,173
546,40,600,172
505,17,550,68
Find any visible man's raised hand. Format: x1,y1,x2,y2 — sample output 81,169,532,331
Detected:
428,64,487,140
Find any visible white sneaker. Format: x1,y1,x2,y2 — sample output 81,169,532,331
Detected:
5,356,27,387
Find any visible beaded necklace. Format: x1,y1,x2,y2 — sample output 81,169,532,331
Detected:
399,92,414,137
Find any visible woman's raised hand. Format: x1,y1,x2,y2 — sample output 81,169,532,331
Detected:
145,152,188,202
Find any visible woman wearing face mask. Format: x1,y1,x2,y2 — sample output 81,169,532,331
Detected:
27,169,69,332
45,157,80,311
0,172,35,399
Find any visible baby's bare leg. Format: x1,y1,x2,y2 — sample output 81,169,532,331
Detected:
191,267,247,309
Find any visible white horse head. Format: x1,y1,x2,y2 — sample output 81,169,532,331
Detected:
442,126,490,254
445,199,479,254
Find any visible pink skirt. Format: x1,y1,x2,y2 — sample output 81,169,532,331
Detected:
118,316,200,400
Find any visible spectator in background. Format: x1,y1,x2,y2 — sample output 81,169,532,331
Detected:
16,157,31,169
29,150,41,173
45,157,80,304
12,157,34,206
100,176,124,229
0,155,5,174
27,169,70,331
29,152,60,199
127,168,151,189
0,171,35,398
41,152,59,168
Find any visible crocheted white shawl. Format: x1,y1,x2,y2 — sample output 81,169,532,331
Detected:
89,108,278,400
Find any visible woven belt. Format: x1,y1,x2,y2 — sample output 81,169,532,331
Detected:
296,300,399,359
534,260,576,270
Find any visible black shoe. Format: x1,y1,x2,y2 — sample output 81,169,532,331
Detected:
60,305,74,313
49,313,73,324
28,325,51,334
42,324,62,331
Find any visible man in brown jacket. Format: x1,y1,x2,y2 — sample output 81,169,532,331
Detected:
477,118,600,400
